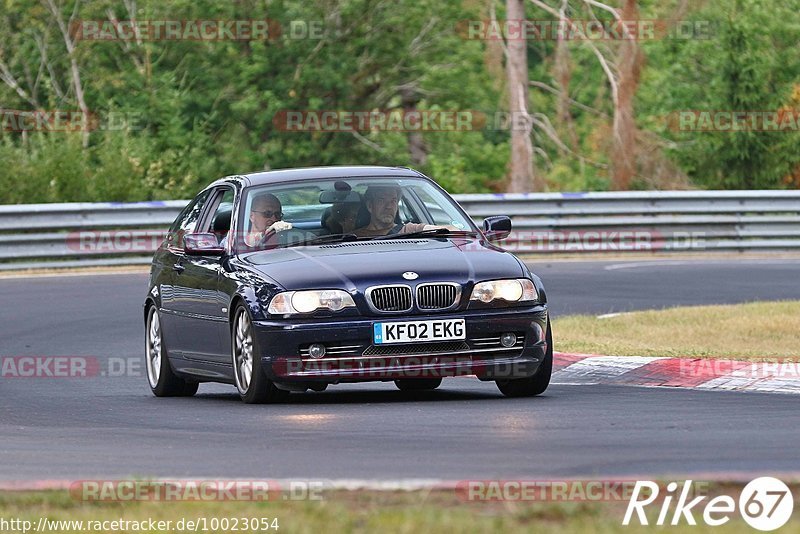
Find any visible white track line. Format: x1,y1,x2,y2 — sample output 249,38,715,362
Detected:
0,269,149,280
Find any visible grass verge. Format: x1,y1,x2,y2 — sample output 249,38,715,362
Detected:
553,301,800,359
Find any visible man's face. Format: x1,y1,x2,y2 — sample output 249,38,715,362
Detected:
249,198,282,233
366,189,400,227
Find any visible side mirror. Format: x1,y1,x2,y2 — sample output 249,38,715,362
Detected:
482,216,512,241
184,232,224,256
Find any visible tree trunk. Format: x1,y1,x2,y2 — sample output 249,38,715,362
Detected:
46,0,91,148
400,86,428,166
554,30,579,152
505,0,537,192
611,0,642,190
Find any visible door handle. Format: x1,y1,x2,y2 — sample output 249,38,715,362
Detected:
173,262,185,273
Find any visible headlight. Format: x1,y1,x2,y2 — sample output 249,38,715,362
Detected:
267,290,356,315
470,279,538,304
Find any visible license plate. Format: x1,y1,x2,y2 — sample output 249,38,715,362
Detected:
373,319,466,345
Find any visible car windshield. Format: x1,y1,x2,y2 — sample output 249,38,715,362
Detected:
233,177,476,252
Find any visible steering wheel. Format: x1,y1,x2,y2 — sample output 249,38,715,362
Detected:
386,222,406,236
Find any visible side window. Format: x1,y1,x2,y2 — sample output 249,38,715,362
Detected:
203,188,235,241
167,190,210,249
398,193,416,223
410,185,463,226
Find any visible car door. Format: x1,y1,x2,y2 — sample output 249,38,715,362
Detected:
158,190,211,354
169,187,235,363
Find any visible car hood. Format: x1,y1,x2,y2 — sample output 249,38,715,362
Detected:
240,238,525,290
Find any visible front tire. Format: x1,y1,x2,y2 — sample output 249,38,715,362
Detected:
394,378,442,391
145,306,198,397
496,321,552,398
232,304,289,404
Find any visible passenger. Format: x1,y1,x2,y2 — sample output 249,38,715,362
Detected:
353,185,450,237
323,201,360,235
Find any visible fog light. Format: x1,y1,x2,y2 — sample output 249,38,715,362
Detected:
500,332,517,348
308,344,326,359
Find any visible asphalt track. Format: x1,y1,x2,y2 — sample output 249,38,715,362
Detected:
1,258,799,480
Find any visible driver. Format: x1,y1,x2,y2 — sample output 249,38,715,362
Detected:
353,185,449,237
244,193,293,246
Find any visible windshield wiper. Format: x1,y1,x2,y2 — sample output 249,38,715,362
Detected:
374,228,480,240
279,233,361,248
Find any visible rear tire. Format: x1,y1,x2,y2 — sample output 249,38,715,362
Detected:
232,304,290,404
496,321,552,398
145,305,198,397
394,378,442,391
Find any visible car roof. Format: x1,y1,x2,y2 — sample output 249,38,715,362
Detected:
209,166,426,189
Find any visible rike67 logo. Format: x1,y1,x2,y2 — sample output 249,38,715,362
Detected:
624,477,794,531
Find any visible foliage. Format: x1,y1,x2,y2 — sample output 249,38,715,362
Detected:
0,0,798,202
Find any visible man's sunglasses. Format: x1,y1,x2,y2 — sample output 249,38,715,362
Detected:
252,209,282,219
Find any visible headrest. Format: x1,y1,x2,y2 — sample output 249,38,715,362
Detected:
212,203,233,232
319,189,361,204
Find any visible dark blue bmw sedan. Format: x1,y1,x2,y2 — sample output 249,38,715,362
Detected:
144,166,551,403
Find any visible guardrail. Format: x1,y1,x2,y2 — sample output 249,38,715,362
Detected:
1,191,799,269
457,190,800,254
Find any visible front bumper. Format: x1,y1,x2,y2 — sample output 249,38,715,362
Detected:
253,306,548,384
